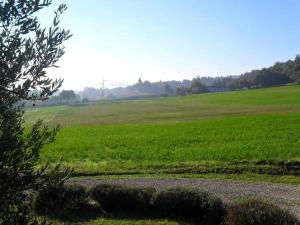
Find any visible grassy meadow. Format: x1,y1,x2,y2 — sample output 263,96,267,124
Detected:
25,85,300,176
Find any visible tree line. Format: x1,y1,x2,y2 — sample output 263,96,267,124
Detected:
128,55,300,97
31,55,300,107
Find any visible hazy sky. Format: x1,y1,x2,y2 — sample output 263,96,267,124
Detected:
41,0,300,90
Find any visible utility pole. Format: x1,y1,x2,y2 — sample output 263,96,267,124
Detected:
100,77,106,99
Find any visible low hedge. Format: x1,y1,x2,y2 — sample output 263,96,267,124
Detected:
33,184,299,225
151,187,226,224
89,184,156,212
226,199,299,225
34,185,88,216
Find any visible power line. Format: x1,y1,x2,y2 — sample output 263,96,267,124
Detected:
100,77,106,99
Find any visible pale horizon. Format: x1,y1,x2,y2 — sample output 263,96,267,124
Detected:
40,0,300,90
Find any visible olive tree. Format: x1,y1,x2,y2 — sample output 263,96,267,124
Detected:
0,0,72,224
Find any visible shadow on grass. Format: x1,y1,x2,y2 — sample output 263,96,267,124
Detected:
48,203,212,225
46,204,102,222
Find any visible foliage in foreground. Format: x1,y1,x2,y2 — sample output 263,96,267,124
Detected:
34,184,299,225
152,187,226,224
34,185,88,216
90,184,155,212
226,199,299,225
0,0,71,224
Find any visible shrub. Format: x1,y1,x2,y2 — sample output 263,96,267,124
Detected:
151,187,226,224
34,185,88,216
89,184,155,212
226,199,299,225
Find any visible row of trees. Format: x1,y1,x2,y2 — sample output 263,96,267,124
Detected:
76,57,300,101
27,90,92,107
163,78,209,96
36,55,300,105
213,69,290,91
38,90,80,106
212,56,300,91
128,77,210,97
128,56,300,97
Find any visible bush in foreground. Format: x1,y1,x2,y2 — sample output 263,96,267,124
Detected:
90,184,156,212
226,199,299,225
34,185,88,216
151,187,226,224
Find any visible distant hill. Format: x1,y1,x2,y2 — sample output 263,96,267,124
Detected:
40,55,300,103
104,55,300,99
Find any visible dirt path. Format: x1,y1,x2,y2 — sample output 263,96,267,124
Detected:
71,177,300,218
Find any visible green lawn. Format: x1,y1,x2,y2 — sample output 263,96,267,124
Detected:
25,85,300,175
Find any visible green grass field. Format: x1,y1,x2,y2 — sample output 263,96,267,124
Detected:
25,85,300,176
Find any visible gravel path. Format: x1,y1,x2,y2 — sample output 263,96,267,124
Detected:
71,177,300,218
